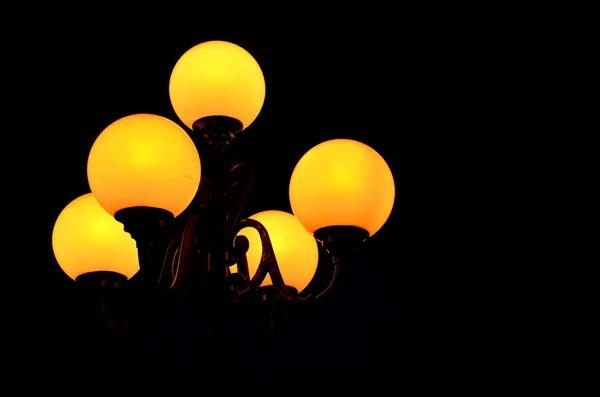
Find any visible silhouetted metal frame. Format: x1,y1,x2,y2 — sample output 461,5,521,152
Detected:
88,116,368,334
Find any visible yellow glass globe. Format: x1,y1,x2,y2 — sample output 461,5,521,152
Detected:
169,40,266,131
52,193,139,280
87,113,201,217
289,139,395,236
234,210,319,292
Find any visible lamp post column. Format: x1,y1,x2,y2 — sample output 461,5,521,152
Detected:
192,116,243,368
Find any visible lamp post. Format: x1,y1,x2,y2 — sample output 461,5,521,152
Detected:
51,40,396,342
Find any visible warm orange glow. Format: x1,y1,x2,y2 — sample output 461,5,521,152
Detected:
169,40,266,130
233,210,319,292
87,113,201,217
289,139,395,236
52,193,139,280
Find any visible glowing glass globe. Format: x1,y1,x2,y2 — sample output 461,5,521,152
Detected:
169,40,266,131
234,210,319,292
289,139,395,236
52,193,139,280
87,113,201,217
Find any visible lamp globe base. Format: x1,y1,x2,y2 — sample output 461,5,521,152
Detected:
314,226,369,258
75,271,127,290
192,115,243,150
114,206,174,244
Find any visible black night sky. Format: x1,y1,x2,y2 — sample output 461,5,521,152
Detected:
6,13,531,396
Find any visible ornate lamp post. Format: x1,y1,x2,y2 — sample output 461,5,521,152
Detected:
51,40,395,341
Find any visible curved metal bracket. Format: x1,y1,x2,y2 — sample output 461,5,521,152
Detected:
227,162,255,222
230,218,312,302
169,213,202,291
311,254,340,301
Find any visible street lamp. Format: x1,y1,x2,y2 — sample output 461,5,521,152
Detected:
51,40,395,338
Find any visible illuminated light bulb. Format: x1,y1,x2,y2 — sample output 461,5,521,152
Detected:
289,138,395,236
87,113,201,217
52,193,139,280
169,40,266,130
234,210,319,292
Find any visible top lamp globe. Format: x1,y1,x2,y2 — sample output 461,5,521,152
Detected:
169,40,266,131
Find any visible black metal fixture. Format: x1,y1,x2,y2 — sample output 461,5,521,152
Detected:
51,40,396,344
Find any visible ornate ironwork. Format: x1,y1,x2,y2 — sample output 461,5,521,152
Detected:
79,116,369,341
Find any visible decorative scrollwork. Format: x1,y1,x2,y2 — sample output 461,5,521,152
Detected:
227,162,255,222
230,218,313,302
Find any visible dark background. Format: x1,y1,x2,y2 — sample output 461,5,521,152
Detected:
6,13,532,396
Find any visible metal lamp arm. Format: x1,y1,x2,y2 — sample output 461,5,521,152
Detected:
169,213,201,291
311,254,340,301
231,218,311,302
